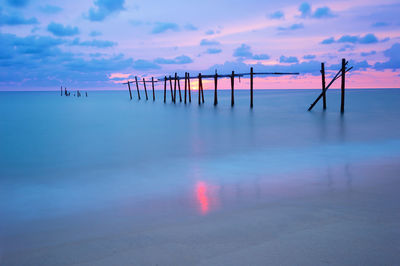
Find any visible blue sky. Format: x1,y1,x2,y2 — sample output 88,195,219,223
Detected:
0,0,399,90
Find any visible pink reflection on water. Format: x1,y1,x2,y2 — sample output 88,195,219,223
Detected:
195,181,219,215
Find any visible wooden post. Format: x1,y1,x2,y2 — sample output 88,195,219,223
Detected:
164,76,167,103
151,77,155,101
341,58,345,113
188,73,191,103
60,86,62,96
231,71,235,107
321,63,326,110
184,72,187,104
169,76,174,102
177,76,182,102
198,73,202,105
127,81,132,100
250,67,254,108
174,73,177,104
143,78,148,100
214,71,218,106
135,76,141,100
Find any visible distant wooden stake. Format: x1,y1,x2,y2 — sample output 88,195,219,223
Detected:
60,86,62,96
135,76,141,100
341,58,345,113
250,67,254,108
164,76,167,103
201,75,205,103
321,63,326,110
198,73,202,105
214,72,218,106
177,76,182,102
231,71,235,107
184,72,187,104
128,81,132,100
143,78,148,100
152,77,155,101
174,73,177,104
169,76,174,102
188,73,191,103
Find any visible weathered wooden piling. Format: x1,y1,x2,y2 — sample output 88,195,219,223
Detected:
177,76,182,102
341,58,346,113
231,71,235,107
250,67,254,108
198,73,202,105
135,76,141,100
188,73,191,102
60,86,62,96
214,71,218,106
152,77,155,101
127,81,132,100
174,73,177,104
184,72,187,104
321,63,326,110
164,76,167,103
143,78,148,100
201,75,205,104
169,76,174,102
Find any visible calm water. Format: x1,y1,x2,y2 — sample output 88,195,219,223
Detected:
1,89,400,265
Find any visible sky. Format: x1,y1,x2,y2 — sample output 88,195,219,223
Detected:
0,0,399,90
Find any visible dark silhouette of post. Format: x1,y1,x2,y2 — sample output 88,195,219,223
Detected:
201,76,205,103
188,73,191,102
127,81,132,100
341,58,345,113
143,78,148,100
198,73,202,105
164,76,167,103
60,86,62,96
184,72,187,104
214,71,218,106
250,67,254,108
151,77,155,101
135,76,141,100
321,63,326,110
177,76,182,102
231,71,235,107
169,76,174,102
174,73,177,104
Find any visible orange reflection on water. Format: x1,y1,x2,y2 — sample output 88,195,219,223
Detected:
195,181,219,215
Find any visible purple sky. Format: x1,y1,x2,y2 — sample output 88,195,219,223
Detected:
1,0,400,90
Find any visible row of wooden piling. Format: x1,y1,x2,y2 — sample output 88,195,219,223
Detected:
124,68,299,108
60,86,88,97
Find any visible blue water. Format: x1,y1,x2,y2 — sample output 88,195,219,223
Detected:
1,89,400,224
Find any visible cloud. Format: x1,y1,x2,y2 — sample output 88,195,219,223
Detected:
322,34,384,45
39,5,62,14
87,0,125,22
299,3,335,19
132,59,161,70
200,39,220,46
70,38,116,48
280,56,299,63
372,22,389,27
184,23,198,31
47,22,79,37
6,0,29,8
90,31,102,37
151,22,179,34
361,51,376,57
277,23,304,31
303,54,316,60
233,44,270,60
205,30,215,35
374,43,400,70
0,11,38,26
269,11,284,19
154,55,193,64
206,48,222,54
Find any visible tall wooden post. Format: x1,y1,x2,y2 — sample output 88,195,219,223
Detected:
231,71,235,107
188,73,191,103
169,76,174,102
151,77,155,101
60,86,62,96
143,78,148,100
198,74,202,105
214,71,218,106
184,72,187,104
177,76,182,102
127,81,132,100
341,58,346,113
135,76,141,100
164,76,167,103
174,73,177,104
250,67,254,108
321,63,326,110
